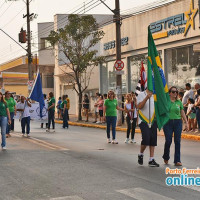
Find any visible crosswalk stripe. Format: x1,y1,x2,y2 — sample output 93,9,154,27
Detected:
117,187,175,200
50,196,84,200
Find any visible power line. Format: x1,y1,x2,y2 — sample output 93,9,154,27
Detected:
0,1,14,19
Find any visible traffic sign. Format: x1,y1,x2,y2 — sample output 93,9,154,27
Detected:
114,60,124,71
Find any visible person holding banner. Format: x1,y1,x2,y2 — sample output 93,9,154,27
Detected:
137,90,159,167
0,92,11,150
16,96,31,137
61,95,68,129
46,92,55,132
162,86,188,166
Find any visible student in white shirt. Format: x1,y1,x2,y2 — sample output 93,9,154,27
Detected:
16,95,31,137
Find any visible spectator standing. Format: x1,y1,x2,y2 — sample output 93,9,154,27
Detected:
163,86,188,166
5,91,16,138
137,89,159,167
83,94,90,122
61,95,68,129
124,93,137,144
97,95,104,124
103,90,124,144
47,92,55,132
93,92,100,123
16,96,32,137
57,97,62,120
194,89,200,133
194,84,200,131
66,94,70,121
0,92,11,150
186,98,196,132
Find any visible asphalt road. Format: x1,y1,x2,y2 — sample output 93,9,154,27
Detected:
0,120,200,200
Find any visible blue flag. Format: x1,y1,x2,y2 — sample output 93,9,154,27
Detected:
29,70,45,118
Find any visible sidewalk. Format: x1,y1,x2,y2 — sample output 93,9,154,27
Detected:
55,115,200,142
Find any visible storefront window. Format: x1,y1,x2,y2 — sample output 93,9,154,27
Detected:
166,45,200,89
101,59,127,94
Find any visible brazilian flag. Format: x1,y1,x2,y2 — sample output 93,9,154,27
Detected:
147,26,170,130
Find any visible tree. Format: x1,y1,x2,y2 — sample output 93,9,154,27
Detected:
47,14,105,121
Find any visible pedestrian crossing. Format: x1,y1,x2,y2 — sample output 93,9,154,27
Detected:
117,187,175,200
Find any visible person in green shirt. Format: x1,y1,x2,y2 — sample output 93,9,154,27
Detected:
5,91,16,137
163,86,188,166
61,95,68,129
103,90,124,144
46,92,55,132
0,92,11,150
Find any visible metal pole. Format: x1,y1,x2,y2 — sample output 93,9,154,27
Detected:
26,0,33,93
114,0,122,126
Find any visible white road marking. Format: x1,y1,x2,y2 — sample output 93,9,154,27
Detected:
117,187,175,200
182,185,200,192
50,196,84,200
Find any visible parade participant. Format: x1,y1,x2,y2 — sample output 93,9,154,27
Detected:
57,97,62,120
83,94,89,122
46,92,55,132
16,95,31,137
124,93,137,144
5,91,16,138
137,89,159,167
163,86,188,166
61,95,68,129
0,92,11,150
41,94,48,129
66,94,70,120
103,90,124,144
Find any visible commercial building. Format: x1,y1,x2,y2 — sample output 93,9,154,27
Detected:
99,0,200,94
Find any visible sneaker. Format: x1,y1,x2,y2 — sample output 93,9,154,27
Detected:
46,129,50,132
130,139,136,143
27,134,30,138
107,138,111,143
149,159,160,167
22,134,25,137
138,154,143,165
96,121,101,124
112,140,118,144
2,146,6,150
52,129,55,132
93,121,97,123
175,162,182,166
124,138,129,144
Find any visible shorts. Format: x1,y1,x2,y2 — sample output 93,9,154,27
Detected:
189,113,196,119
139,121,157,146
99,110,103,117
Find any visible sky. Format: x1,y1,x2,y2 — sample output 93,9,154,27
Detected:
0,0,157,64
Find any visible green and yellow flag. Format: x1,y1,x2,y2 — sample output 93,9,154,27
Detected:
147,26,170,130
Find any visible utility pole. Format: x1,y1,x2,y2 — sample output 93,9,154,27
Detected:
24,0,33,92
100,0,122,125
114,0,122,126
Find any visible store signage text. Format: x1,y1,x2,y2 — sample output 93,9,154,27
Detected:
150,0,198,40
104,37,129,51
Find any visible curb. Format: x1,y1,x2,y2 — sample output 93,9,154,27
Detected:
55,120,200,142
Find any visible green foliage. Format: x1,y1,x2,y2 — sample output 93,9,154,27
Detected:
47,14,105,75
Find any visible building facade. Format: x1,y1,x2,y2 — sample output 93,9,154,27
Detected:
99,0,200,94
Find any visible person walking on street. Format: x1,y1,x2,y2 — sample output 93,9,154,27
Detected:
47,92,55,132
5,91,16,138
57,97,62,120
124,93,137,144
163,86,188,166
137,89,160,167
83,94,90,122
41,94,48,129
16,96,32,137
97,95,104,124
93,92,100,123
0,92,11,150
61,95,68,129
103,90,124,144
